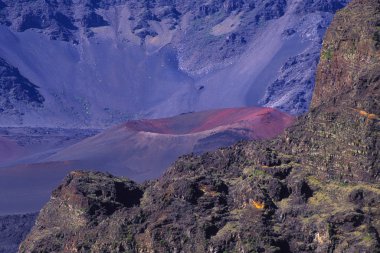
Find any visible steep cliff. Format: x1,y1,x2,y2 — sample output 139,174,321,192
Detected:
20,0,379,252
304,0,380,182
312,0,380,110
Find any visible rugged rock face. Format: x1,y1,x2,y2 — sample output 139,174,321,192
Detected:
20,0,380,252
312,0,380,110
305,0,380,182
19,150,380,252
0,57,44,118
0,0,349,127
0,213,37,253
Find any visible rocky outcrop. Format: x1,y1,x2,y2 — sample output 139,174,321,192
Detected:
19,0,380,252
304,0,380,182
0,57,44,117
312,0,380,110
19,148,380,252
259,50,320,114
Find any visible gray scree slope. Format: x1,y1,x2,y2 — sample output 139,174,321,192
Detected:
0,0,349,128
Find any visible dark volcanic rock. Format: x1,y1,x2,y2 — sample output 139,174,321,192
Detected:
0,213,37,253
296,0,380,182
51,171,144,218
298,0,350,13
19,149,380,252
82,12,109,28
312,0,380,110
259,51,321,114
0,57,44,114
19,0,380,252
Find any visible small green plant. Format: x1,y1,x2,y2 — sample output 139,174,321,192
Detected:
362,233,372,242
252,169,267,177
243,167,269,178
322,47,334,61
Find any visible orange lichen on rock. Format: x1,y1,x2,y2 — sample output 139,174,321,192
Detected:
251,200,265,209
358,110,368,117
367,113,378,120
350,108,379,121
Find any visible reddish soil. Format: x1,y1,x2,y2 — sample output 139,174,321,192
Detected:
124,107,294,136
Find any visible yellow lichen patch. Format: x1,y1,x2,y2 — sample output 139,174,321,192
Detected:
273,224,281,233
276,197,291,210
213,222,239,239
199,185,219,197
305,176,380,228
251,200,265,209
314,232,330,245
156,214,168,224
243,167,267,178
69,171,86,177
260,161,301,170
199,185,207,193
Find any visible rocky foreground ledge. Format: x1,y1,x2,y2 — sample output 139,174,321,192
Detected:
20,154,380,252
19,0,379,252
